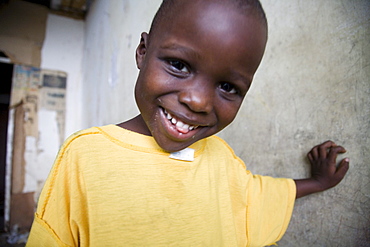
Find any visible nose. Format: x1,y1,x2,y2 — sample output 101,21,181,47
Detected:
178,83,214,114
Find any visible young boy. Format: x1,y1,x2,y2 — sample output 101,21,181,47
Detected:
27,0,349,246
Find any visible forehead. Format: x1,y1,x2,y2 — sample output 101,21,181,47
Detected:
150,0,267,46
149,0,267,75
151,0,267,35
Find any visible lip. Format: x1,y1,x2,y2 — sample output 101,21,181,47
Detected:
159,107,204,141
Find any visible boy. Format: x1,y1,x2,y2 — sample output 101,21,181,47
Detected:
27,0,349,246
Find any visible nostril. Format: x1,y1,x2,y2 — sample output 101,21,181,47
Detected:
178,90,213,113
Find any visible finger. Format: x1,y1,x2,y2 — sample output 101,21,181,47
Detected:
310,146,319,159
318,140,337,158
328,146,347,164
307,152,313,163
335,158,350,181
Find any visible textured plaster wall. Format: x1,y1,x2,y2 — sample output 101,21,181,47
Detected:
83,0,370,246
218,0,370,246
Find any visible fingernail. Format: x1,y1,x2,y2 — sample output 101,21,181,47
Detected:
345,158,350,163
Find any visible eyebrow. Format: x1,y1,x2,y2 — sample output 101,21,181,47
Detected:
230,71,252,91
159,42,201,59
159,43,189,50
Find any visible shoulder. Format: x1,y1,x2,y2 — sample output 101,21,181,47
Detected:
66,126,101,141
64,125,119,146
206,135,240,159
203,135,248,170
58,125,114,157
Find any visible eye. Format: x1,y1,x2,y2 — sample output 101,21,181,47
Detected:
219,82,238,94
169,60,189,74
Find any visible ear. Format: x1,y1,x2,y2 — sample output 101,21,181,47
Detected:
136,32,149,70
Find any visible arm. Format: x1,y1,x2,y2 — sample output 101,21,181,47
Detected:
294,140,349,199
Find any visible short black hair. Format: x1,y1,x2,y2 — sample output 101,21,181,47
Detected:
149,0,267,35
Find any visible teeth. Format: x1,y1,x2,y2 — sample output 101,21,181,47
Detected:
163,109,198,131
176,121,184,128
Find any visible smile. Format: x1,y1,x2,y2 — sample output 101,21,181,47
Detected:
163,109,198,134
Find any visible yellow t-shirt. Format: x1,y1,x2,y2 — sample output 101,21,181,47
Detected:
27,125,296,247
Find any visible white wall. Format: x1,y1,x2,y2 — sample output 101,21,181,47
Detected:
82,0,161,128
41,13,85,137
23,14,84,195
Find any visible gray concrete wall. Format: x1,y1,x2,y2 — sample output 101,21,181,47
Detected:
82,0,161,128
219,1,370,246
83,0,370,245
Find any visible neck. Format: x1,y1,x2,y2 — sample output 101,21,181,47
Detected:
117,115,152,136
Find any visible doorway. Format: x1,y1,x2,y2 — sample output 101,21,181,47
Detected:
0,61,13,231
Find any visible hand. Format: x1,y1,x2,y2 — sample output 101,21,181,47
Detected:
295,140,350,198
308,140,349,191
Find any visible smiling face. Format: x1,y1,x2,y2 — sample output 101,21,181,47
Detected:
133,0,267,152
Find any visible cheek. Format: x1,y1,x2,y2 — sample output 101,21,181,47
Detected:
135,72,158,101
217,101,242,127
138,66,173,96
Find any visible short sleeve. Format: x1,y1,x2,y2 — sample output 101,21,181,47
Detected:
246,175,296,247
27,130,91,247
26,215,69,247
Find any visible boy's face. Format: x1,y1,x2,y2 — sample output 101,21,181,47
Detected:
134,1,267,152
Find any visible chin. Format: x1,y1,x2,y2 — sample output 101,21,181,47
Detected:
157,140,194,153
152,134,196,153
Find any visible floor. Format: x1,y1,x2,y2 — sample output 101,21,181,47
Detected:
0,231,27,246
